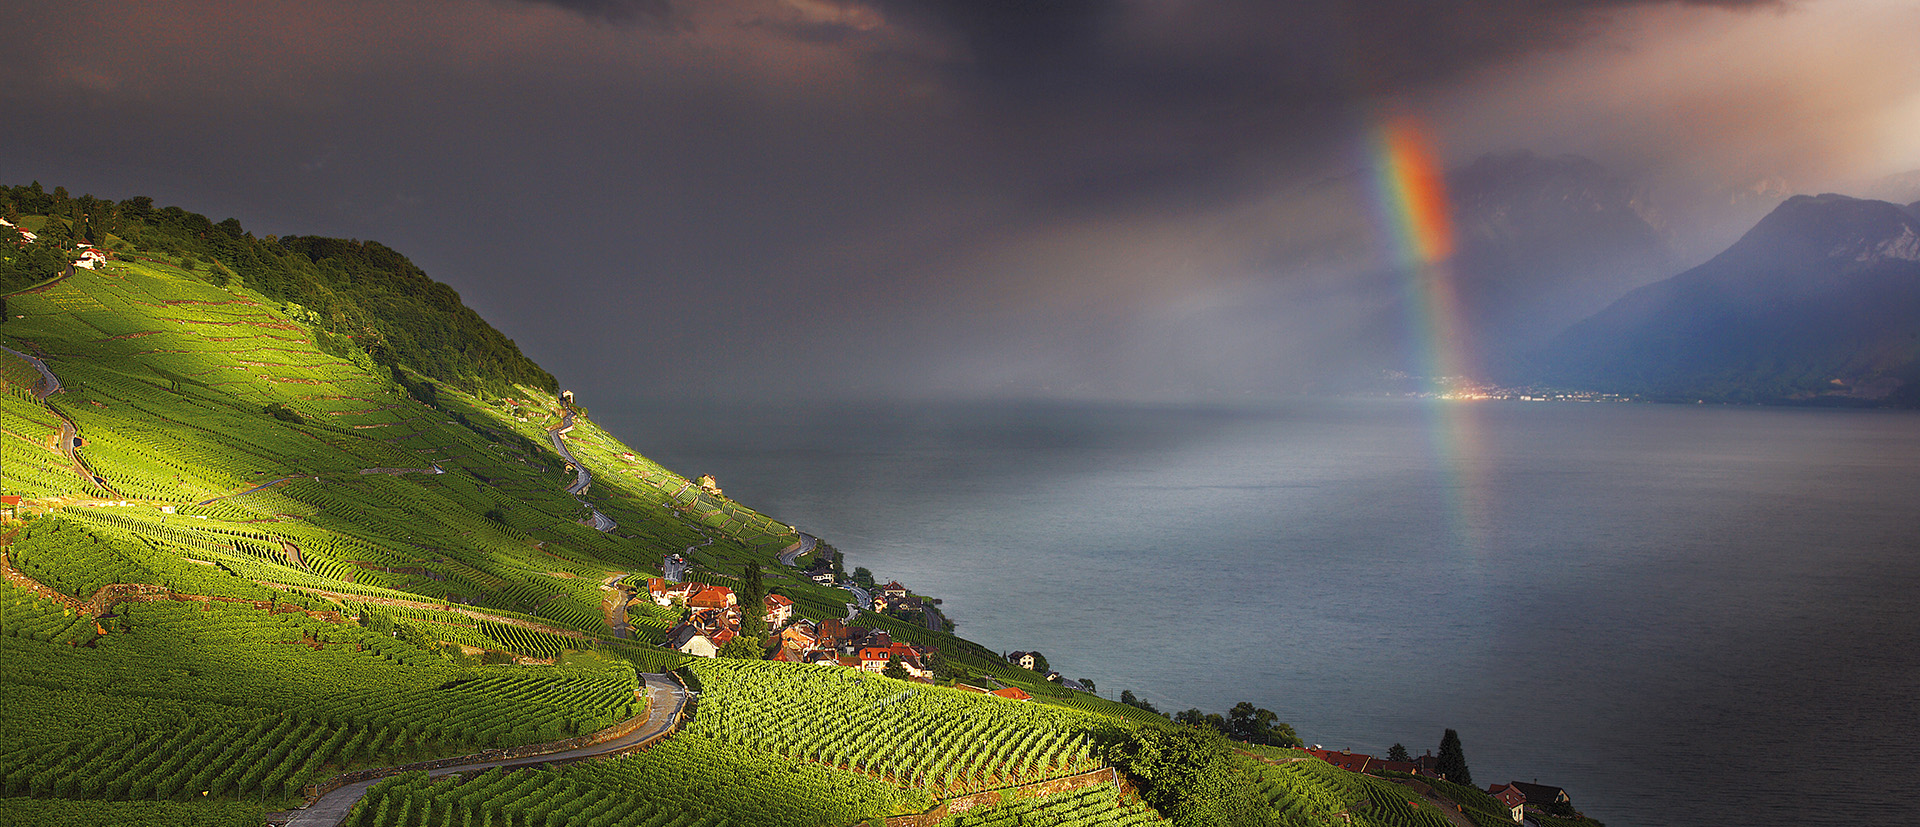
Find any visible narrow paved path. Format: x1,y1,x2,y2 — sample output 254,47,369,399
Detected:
0,343,61,397
285,673,687,827
548,406,590,496
605,574,632,639
547,400,617,531
777,532,817,567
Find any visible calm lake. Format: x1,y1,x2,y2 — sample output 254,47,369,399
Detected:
596,397,1920,827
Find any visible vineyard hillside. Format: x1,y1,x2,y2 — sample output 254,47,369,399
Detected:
0,191,1514,827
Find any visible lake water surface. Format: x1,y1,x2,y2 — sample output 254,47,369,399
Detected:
596,397,1920,827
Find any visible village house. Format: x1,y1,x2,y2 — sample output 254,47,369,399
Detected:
667,624,722,657
1508,781,1574,815
879,581,909,600
763,593,795,627
1486,784,1528,823
645,577,696,606
777,619,817,652
1306,749,1373,773
815,618,852,648
803,559,837,584
665,605,741,658
685,584,736,611
1304,748,1421,777
858,641,935,678
1006,651,1044,671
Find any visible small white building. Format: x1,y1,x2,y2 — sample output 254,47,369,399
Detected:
668,626,719,658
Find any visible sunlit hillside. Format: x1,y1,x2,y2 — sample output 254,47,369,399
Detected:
0,193,1574,827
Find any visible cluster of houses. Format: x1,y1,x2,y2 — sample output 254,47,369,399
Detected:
647,577,943,679
1,218,110,269
1303,747,1575,824
869,580,935,615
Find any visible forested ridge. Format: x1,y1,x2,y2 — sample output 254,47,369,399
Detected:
0,182,554,395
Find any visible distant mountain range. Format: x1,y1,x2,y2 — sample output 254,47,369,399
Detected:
1533,193,1920,406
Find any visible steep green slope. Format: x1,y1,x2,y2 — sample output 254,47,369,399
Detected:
0,193,1466,827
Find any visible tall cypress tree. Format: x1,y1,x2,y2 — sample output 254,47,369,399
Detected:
1436,729,1473,786
740,562,766,639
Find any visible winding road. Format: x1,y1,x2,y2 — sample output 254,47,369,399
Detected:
285,672,688,827
547,401,617,532
777,532,817,567
0,343,61,398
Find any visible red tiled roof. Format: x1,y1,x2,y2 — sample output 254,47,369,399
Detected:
989,687,1032,701
1307,749,1373,773
1487,785,1528,809
687,584,734,609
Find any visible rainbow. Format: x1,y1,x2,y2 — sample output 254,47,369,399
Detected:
1368,114,1489,552
1372,114,1471,384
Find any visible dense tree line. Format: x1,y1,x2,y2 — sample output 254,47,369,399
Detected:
0,183,557,395
1117,691,1304,749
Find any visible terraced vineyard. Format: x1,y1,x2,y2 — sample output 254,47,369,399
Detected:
939,786,1170,827
688,660,1104,792
346,734,927,827
0,595,649,816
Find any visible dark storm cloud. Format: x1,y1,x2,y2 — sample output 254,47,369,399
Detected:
0,0,1878,405
512,0,678,25
815,0,1785,213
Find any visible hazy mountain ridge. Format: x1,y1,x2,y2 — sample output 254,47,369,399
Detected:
1536,193,1920,405
1444,151,1674,372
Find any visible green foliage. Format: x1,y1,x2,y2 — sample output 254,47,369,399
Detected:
740,561,766,638
1387,743,1411,762
1226,702,1302,748
689,659,1104,793
717,635,762,660
1121,690,1167,718
0,798,263,827
8,518,154,599
939,785,1169,827
1436,729,1472,787
0,594,643,807
1095,723,1265,827
262,402,304,424
0,184,555,393
346,734,924,827
882,655,909,680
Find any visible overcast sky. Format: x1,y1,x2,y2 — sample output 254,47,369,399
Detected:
2,0,1916,403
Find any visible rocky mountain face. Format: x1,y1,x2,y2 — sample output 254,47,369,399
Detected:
1537,194,1920,404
